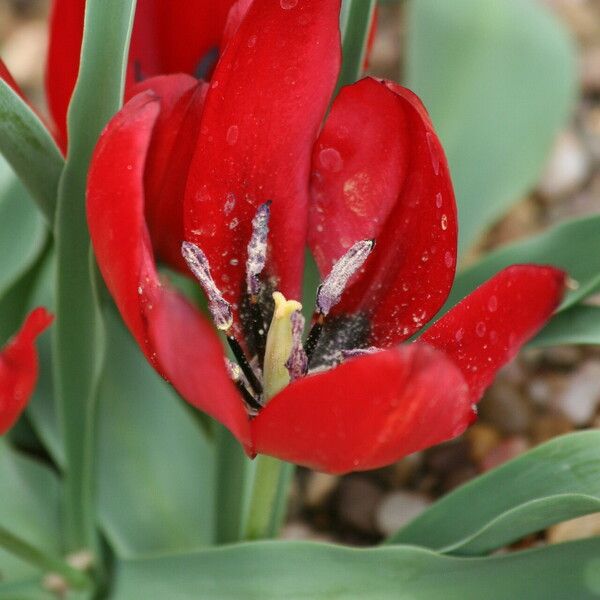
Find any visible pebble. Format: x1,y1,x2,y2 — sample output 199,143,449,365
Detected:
481,437,529,472
530,413,574,445
527,374,568,409
280,521,334,543
337,477,383,534
552,359,600,425
375,491,431,537
537,130,590,200
304,472,338,508
465,423,502,463
547,513,600,544
480,382,533,435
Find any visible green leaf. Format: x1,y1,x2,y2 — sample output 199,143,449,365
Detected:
444,214,600,317
53,0,136,551
338,0,377,90
0,81,63,224
406,0,576,254
388,431,600,554
530,304,600,348
97,309,216,557
0,157,47,307
114,539,600,599
0,441,62,584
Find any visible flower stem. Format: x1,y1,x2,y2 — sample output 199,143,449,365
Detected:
0,525,92,591
243,455,294,541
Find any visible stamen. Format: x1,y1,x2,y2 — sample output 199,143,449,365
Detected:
246,201,271,297
303,313,324,363
182,242,233,331
316,239,375,316
226,334,264,397
340,347,379,360
286,311,308,380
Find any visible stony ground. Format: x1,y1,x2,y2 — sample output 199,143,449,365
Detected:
3,0,600,547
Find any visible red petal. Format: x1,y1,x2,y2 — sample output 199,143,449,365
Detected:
0,59,27,102
309,78,457,347
46,0,236,150
184,0,342,325
252,343,473,474
128,75,209,271
87,92,249,441
0,308,53,434
422,265,566,403
46,0,85,151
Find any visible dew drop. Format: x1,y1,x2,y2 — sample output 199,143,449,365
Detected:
229,218,239,230
226,125,239,145
223,193,236,215
444,251,454,268
435,192,443,208
230,258,239,266
487,295,498,312
247,35,257,48
421,252,429,263
318,147,343,173
280,0,298,8
137,286,143,295
455,328,464,342
440,214,448,230
426,132,440,176
316,224,324,233
476,322,486,337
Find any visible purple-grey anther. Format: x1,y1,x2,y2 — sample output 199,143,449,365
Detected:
316,239,375,316
286,311,308,380
182,241,233,331
246,201,271,297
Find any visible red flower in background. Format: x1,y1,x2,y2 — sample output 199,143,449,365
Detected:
87,0,564,473
0,0,238,151
0,308,53,435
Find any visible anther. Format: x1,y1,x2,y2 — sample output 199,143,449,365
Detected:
246,201,271,298
286,311,308,380
316,239,375,316
182,242,233,331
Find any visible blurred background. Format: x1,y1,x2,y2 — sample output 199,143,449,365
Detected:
2,0,599,547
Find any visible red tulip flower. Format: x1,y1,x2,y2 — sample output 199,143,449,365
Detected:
1,0,238,152
87,0,564,473
0,308,53,435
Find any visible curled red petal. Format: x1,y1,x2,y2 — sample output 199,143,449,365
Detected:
252,343,473,474
128,75,208,271
184,0,342,328
87,91,249,442
422,265,566,403
309,78,457,348
46,0,236,150
0,308,53,435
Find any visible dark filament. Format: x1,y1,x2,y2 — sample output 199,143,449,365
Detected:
304,313,325,364
235,380,263,412
226,333,263,397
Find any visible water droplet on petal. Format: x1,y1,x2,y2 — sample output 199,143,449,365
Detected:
247,35,257,48
488,295,498,312
318,147,343,173
444,251,454,268
280,0,298,8
455,328,464,342
226,125,239,145
426,132,441,176
441,214,448,230
435,192,443,208
476,322,486,337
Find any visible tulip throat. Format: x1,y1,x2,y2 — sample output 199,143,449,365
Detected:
182,201,376,417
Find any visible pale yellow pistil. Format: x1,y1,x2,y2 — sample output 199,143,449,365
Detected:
263,291,302,401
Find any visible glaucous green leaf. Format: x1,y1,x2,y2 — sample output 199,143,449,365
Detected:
530,304,600,348
0,441,61,584
53,0,136,550
97,309,216,557
113,539,600,599
443,214,600,317
406,0,576,254
0,81,63,223
388,431,600,553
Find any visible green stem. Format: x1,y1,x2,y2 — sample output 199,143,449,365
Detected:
337,0,377,93
243,455,294,541
0,526,91,591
